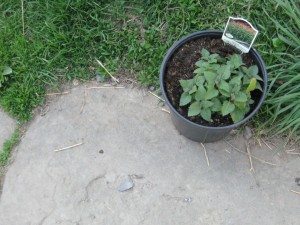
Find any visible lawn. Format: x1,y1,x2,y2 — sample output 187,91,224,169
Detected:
0,0,299,140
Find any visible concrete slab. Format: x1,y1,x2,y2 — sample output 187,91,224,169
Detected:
0,86,299,225
0,107,16,151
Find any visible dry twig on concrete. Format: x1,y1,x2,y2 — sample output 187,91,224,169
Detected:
161,108,170,114
225,141,277,166
286,151,300,155
201,143,209,167
80,87,87,114
261,139,273,151
53,142,84,152
46,92,69,96
243,127,255,173
246,142,255,173
148,91,165,102
86,86,124,89
290,190,300,195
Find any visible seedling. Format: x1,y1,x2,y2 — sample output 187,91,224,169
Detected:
179,48,262,123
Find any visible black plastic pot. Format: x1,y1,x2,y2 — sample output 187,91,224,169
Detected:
159,30,268,143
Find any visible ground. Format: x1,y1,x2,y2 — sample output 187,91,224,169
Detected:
0,84,299,225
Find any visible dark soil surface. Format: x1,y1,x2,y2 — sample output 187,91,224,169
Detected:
164,37,262,127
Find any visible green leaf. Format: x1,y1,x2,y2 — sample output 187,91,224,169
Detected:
194,67,205,74
195,84,206,101
243,76,250,85
230,54,243,68
179,92,192,106
200,108,212,122
256,82,263,91
195,76,205,86
272,37,286,50
222,101,235,116
219,89,230,97
2,66,12,75
202,101,214,108
230,108,245,123
199,62,210,68
248,99,254,104
179,79,193,92
208,54,220,63
211,64,221,70
235,92,248,102
246,78,257,93
188,102,201,117
234,101,246,110
211,98,222,112
189,85,197,94
218,65,231,79
208,57,217,63
229,76,242,86
210,53,220,60
201,48,210,58
253,74,263,81
205,86,219,100
241,66,249,75
231,84,241,93
204,71,218,85
218,80,230,93
195,60,205,68
248,65,259,76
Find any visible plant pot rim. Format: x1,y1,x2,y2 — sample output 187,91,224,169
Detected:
159,30,268,130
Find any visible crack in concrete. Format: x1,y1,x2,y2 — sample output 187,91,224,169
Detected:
38,184,57,225
81,174,106,203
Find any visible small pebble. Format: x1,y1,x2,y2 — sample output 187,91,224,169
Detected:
149,86,155,91
183,197,193,203
243,126,252,140
99,149,104,154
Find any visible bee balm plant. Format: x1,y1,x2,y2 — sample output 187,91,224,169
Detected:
179,48,262,123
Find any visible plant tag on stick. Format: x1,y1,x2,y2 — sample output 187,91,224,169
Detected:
222,17,258,53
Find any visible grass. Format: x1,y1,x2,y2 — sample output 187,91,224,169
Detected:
0,124,21,176
0,0,299,141
261,0,300,141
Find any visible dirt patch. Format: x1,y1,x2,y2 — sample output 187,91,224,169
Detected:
164,37,262,127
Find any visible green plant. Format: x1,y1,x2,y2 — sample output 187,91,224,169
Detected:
179,49,262,123
0,66,12,87
0,125,21,167
261,0,300,141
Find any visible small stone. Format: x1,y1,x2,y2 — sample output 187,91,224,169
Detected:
118,176,134,192
183,197,192,203
99,149,104,154
243,126,252,140
149,86,155,91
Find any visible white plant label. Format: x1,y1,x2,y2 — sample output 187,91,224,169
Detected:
222,17,258,53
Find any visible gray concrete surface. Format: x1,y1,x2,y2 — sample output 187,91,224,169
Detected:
0,86,299,225
0,107,16,151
